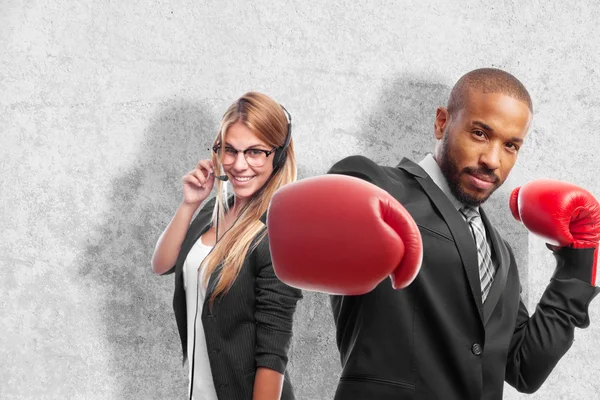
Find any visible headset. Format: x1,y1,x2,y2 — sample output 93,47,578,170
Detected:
272,104,292,171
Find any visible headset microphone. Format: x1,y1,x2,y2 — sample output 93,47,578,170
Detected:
215,174,228,181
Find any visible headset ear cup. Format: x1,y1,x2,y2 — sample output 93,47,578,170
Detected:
273,104,291,170
273,147,285,170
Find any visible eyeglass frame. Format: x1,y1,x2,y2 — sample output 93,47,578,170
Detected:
211,144,278,166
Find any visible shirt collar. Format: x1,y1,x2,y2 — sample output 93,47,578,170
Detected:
418,153,478,213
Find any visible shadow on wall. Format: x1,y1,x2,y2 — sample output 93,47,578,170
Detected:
289,74,529,400
78,99,219,399
350,75,450,164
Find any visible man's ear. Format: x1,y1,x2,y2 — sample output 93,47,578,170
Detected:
434,107,450,140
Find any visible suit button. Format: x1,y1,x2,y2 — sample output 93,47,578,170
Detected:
471,343,482,356
218,383,228,388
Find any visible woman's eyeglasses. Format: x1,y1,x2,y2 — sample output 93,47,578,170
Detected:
212,144,277,168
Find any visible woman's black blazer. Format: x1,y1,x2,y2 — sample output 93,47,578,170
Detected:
163,196,303,400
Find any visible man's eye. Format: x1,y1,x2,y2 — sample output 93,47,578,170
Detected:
473,130,485,137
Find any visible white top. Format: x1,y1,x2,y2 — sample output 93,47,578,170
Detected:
183,236,219,400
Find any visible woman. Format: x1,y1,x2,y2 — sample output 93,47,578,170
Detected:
152,92,303,400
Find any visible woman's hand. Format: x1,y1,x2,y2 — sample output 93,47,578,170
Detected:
252,367,284,400
182,159,216,205
152,159,215,274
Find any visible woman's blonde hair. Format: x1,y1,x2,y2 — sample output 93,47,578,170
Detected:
202,92,297,306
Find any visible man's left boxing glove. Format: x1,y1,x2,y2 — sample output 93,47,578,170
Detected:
510,179,600,285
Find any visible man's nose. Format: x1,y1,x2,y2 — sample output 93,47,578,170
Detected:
480,144,501,170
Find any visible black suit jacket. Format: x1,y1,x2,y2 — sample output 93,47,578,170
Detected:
328,156,599,400
163,197,303,400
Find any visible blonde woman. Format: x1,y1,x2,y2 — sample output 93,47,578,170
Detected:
152,92,302,400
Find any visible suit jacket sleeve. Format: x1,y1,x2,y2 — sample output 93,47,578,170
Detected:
504,243,600,393
253,233,303,374
327,154,390,184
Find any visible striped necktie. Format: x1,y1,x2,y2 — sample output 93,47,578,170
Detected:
460,206,495,303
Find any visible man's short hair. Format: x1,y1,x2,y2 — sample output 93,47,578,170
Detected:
447,68,533,116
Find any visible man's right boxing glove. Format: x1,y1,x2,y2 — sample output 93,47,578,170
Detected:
266,174,423,295
510,179,600,285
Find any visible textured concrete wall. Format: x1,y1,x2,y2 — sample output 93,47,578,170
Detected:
2,1,599,399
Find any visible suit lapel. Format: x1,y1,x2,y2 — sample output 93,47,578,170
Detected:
188,215,213,253
398,159,484,323
174,201,214,286
177,202,222,314
479,208,509,326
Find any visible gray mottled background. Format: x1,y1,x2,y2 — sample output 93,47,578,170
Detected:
1,1,599,399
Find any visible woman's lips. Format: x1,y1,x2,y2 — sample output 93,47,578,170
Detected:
231,175,256,186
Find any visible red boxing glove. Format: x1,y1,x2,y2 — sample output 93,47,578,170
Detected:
267,175,423,295
510,179,600,284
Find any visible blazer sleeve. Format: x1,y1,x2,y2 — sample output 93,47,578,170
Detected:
253,233,303,374
327,154,390,184
159,196,217,276
504,243,600,393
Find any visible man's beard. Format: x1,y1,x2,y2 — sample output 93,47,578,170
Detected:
438,132,500,207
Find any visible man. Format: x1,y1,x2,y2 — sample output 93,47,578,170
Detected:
265,68,600,399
